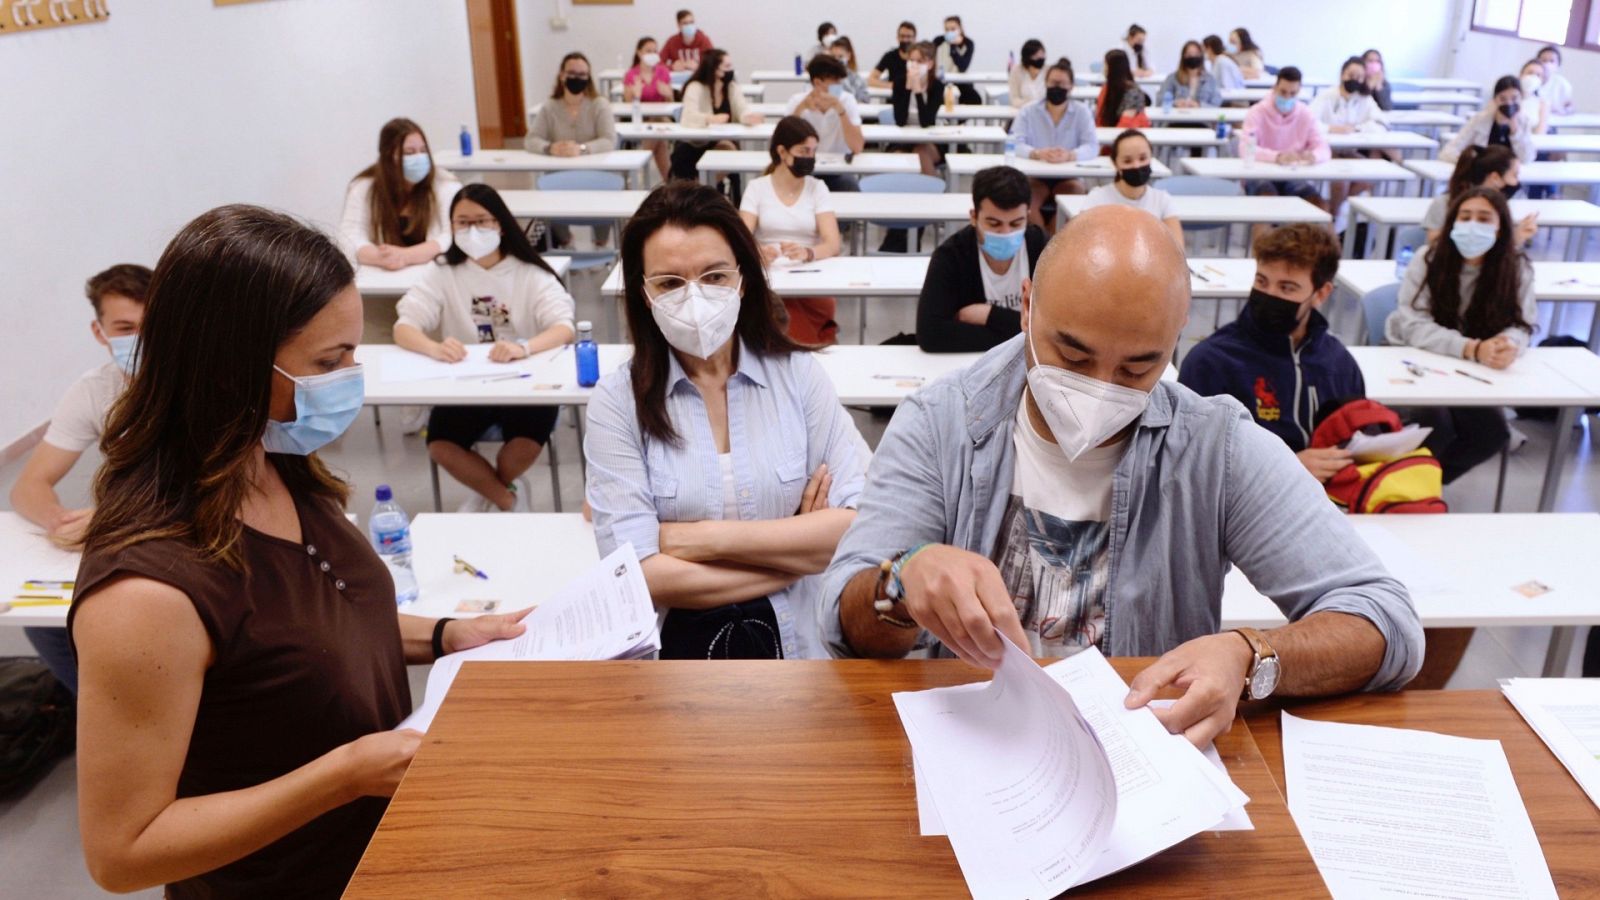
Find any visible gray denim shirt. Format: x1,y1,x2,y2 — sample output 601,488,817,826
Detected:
819,336,1424,691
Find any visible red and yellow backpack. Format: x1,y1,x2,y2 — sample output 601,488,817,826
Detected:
1310,399,1447,515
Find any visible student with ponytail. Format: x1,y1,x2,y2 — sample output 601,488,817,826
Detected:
1422,145,1538,246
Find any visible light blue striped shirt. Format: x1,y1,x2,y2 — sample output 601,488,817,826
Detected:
584,341,868,659
1007,98,1099,161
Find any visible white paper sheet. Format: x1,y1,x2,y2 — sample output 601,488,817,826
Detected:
398,544,658,732
1283,712,1558,899
1345,424,1433,464
378,343,538,383
1502,678,1600,811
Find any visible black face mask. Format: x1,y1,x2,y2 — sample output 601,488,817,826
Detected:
1181,56,1204,70
1499,101,1520,119
1343,78,1366,94
1500,180,1522,199
1246,288,1309,337
788,156,816,177
721,69,736,84
1119,164,1153,187
1045,86,1070,105
564,76,590,94
1130,42,1144,52
1029,55,1047,68
898,40,912,53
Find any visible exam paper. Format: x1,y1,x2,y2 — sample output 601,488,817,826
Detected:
1283,713,1557,899
398,544,658,732
1502,678,1600,811
1345,424,1433,464
378,343,536,383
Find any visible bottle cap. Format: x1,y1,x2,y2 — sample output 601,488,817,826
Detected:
375,484,393,502
577,320,594,332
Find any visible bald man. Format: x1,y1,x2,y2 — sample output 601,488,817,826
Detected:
820,206,1422,746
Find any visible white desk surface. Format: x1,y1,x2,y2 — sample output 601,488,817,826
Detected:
1095,126,1226,148
434,149,651,175
1345,197,1600,229
1406,158,1600,185
616,121,773,142
1353,346,1600,408
597,67,691,85
1220,88,1271,103
500,189,649,221
1222,514,1600,629
746,102,1015,122
940,70,1009,85
1532,133,1600,154
1378,109,1468,129
1057,195,1330,225
356,257,571,299
609,102,683,119
1180,156,1417,183
829,192,975,223
599,255,931,298
1336,258,1600,303
1146,107,1248,126
811,345,981,404
1551,113,1600,130
862,124,1008,144
1325,130,1439,152
1397,77,1483,93
947,153,1173,180
496,188,976,225
1390,90,1482,108
403,514,599,621
0,513,79,628
613,121,1006,145
608,82,759,99
696,150,921,176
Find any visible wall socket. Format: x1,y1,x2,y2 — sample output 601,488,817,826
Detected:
549,16,567,30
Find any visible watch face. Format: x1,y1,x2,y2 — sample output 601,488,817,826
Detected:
1251,657,1281,700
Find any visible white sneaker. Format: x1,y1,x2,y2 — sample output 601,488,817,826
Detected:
1507,425,1529,454
400,406,430,436
510,475,536,512
457,493,495,513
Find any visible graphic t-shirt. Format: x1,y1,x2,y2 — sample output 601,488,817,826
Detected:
990,394,1126,657
977,234,1031,311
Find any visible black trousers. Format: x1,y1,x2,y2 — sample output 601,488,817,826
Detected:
659,597,783,660
1416,406,1509,484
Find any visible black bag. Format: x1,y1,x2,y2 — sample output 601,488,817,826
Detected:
0,657,75,798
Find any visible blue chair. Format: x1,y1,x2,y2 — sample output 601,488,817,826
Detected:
537,170,625,273
1159,175,1244,255
877,107,896,125
1391,225,1428,260
860,173,948,255
1361,282,1401,346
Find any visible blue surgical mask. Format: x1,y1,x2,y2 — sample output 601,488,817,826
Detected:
945,29,960,43
401,152,431,183
827,83,844,98
1449,220,1499,259
262,364,366,455
1273,95,1296,114
107,333,140,376
980,228,1026,261
681,23,697,39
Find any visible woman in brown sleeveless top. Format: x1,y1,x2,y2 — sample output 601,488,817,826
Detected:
69,205,531,898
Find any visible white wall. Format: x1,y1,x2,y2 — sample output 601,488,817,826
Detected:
516,0,1455,103
0,0,477,448
1444,0,1600,94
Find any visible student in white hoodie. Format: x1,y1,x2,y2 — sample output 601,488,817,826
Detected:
1310,57,1389,232
394,184,576,512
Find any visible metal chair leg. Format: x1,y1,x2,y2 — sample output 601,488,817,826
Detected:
546,420,564,513
429,459,442,512
1493,447,1510,512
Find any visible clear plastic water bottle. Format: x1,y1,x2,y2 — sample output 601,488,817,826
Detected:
575,321,600,388
1395,246,1415,280
1004,135,1017,166
459,125,473,157
369,485,419,606
1008,50,1015,73
1239,129,1256,167
632,95,642,124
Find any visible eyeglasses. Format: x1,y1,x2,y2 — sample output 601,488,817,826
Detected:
453,219,499,231
642,268,743,299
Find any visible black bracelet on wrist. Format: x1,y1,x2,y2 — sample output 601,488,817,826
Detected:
432,618,455,661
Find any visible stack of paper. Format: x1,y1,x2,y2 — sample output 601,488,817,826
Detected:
1284,713,1558,899
399,544,659,732
378,343,539,383
893,636,1250,899
1503,678,1600,810
1345,424,1433,464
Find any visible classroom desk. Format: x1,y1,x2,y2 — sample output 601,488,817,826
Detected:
0,513,77,628
1551,112,1600,132
1324,129,1439,156
343,657,1327,898
607,101,682,120
1221,88,1271,104
1337,258,1600,344
1342,197,1600,260
1376,108,1468,137
694,150,920,185
596,67,691,94
1180,156,1418,193
1221,513,1600,674
946,153,1172,190
939,69,1008,86
1405,159,1600,203
1095,126,1227,150
1347,345,1600,513
1435,131,1600,155
1058,197,1331,234
433,150,653,188
1147,106,1248,126
1397,76,1484,94
1390,90,1483,111
615,121,1007,150
403,513,598,621
1245,693,1600,898
354,258,571,301
746,102,1017,124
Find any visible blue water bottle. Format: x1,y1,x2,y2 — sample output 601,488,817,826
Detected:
794,53,803,75
575,320,600,388
1395,246,1415,280
459,125,473,157
369,485,419,605
1215,114,1230,140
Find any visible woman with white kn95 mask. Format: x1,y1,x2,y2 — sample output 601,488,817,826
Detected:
584,181,869,660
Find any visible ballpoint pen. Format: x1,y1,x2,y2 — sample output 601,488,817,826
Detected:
453,556,490,580
1454,369,1493,385
482,372,532,383
1188,265,1209,283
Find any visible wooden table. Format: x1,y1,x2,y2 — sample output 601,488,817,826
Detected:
1247,691,1600,899
346,658,1326,898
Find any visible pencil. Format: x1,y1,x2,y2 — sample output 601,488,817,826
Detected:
1454,369,1493,385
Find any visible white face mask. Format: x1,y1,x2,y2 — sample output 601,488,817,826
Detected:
642,52,661,67
650,280,742,359
821,33,837,47
454,226,501,260
1025,323,1152,460
1521,74,1543,95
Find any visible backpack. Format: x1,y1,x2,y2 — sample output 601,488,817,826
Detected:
1310,399,1448,515
0,658,75,798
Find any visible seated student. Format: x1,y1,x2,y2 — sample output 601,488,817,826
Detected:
1519,59,1552,136
1203,34,1245,91
934,16,981,105
671,50,764,184
807,21,837,62
394,185,576,512
1079,130,1184,245
1008,58,1097,230
10,264,150,695
784,54,865,191
1310,56,1389,231
69,204,529,898
662,8,713,72
1362,49,1393,111
526,52,616,159
1159,41,1221,108
829,37,872,103
916,166,1048,353
1229,27,1265,80
623,36,675,180
1096,50,1148,128
1441,76,1537,164
1422,145,1538,247
1242,67,1331,241
869,21,917,91
821,206,1422,749
1119,24,1156,79
339,117,459,271
739,117,844,345
1008,39,1049,108
1535,45,1575,116
586,181,869,660
895,42,946,177
1386,187,1537,484
1179,224,1361,483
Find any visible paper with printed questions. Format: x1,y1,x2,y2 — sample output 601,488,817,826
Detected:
1501,678,1600,811
398,544,658,732
894,638,1249,898
1283,713,1557,899
377,343,535,383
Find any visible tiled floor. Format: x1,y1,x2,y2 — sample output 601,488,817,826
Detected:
2,220,1595,897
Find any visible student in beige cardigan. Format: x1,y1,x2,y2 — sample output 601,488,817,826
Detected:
525,52,617,157
669,49,765,182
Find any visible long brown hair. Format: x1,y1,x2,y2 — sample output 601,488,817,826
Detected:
619,181,802,446
550,51,599,100
356,117,437,247
1447,144,1517,199
83,205,355,571
763,116,818,176
1175,40,1204,87
1417,187,1533,340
